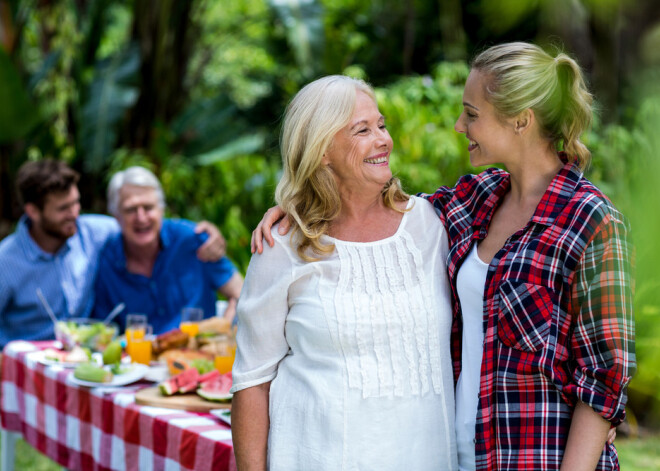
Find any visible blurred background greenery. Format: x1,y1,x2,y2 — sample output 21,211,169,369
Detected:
0,0,659,450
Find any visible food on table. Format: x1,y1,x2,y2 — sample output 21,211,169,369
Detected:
198,334,237,374
196,374,233,402
198,370,221,385
157,368,233,402
159,368,200,396
43,346,91,364
152,328,189,355
102,340,123,365
73,362,113,383
188,358,215,374
109,363,133,375
158,348,213,375
56,319,118,352
197,316,231,335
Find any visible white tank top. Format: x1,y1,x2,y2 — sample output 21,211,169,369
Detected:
455,244,489,471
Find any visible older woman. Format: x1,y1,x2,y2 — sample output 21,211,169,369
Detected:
230,76,457,470
253,43,634,471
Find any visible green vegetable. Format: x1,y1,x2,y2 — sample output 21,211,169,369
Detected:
189,358,214,374
73,362,113,383
56,320,117,351
110,363,133,375
102,341,122,365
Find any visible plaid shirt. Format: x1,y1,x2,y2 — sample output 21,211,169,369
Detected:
423,158,635,470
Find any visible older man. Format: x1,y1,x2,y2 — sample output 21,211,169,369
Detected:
92,166,243,334
0,160,226,348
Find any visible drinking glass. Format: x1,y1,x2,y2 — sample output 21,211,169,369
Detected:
125,313,147,356
128,324,153,365
179,307,203,337
213,331,237,374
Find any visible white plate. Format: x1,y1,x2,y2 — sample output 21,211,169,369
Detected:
69,363,149,388
210,408,231,425
28,349,87,369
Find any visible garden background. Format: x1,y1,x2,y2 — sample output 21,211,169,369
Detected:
1,0,659,468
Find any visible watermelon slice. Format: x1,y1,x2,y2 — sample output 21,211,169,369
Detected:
197,373,233,402
158,368,200,396
159,377,178,396
198,370,221,385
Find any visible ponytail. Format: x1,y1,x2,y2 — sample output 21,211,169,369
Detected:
472,42,593,170
553,54,592,169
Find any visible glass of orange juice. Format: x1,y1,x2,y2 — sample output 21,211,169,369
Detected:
213,333,237,374
180,307,203,337
125,314,147,356
128,324,153,365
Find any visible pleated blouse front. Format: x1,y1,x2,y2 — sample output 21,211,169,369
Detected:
232,196,457,470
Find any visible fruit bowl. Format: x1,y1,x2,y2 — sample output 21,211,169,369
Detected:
55,318,118,352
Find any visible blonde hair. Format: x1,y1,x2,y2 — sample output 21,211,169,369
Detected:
472,42,593,169
275,75,408,261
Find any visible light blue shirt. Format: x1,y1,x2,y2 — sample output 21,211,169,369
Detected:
0,214,119,348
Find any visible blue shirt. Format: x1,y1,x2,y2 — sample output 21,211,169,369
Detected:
92,219,237,334
0,214,119,348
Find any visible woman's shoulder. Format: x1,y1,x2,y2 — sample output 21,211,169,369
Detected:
256,224,302,264
457,167,508,191
410,195,443,221
573,178,629,228
406,196,446,236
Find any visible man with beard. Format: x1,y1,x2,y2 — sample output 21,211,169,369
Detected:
0,160,226,348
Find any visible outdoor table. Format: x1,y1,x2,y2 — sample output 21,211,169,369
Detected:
0,340,236,471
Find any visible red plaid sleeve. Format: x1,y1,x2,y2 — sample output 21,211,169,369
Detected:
567,212,636,425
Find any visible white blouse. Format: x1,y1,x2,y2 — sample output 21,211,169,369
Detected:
232,196,457,470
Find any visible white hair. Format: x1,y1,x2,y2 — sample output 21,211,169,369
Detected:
107,166,166,216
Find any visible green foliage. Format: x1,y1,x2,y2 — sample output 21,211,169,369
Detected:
375,61,476,195
188,0,280,107
270,0,325,79
79,44,140,173
0,48,40,142
610,101,660,426
616,434,660,470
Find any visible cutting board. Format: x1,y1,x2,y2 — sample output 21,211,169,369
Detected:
134,387,231,413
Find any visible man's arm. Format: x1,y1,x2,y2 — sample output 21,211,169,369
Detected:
194,221,226,262
216,272,243,324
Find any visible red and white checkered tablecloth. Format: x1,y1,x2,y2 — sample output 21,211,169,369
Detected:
0,340,236,471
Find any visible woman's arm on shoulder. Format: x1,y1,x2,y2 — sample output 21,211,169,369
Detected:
251,206,291,254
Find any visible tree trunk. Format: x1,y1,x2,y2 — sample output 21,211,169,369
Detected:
125,0,194,151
